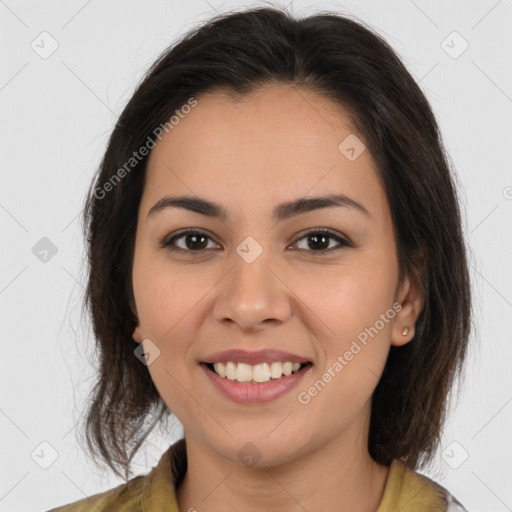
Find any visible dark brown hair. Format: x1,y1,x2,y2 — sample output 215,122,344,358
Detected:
78,5,472,480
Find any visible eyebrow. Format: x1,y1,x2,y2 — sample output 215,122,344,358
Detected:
147,193,370,222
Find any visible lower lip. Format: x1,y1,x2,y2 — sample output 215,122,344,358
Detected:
200,363,311,404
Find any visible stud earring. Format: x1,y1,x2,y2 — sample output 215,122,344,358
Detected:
401,326,411,336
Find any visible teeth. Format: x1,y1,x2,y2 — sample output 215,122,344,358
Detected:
225,361,236,380
253,362,271,383
211,361,304,383
235,363,253,382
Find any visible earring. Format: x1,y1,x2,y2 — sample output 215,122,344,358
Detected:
401,326,411,336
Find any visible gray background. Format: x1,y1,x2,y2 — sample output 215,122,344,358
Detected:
1,0,511,510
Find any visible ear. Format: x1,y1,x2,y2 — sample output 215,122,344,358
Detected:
129,293,143,344
133,323,143,344
391,267,424,347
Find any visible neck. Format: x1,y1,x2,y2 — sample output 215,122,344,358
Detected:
176,424,390,512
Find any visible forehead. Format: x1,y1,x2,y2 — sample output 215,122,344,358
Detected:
142,85,388,221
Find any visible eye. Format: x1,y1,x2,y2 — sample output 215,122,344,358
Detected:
292,229,352,253
161,228,352,254
161,229,220,253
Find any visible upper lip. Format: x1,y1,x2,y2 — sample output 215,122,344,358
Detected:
202,349,312,365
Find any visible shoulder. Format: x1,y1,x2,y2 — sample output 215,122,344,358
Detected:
378,459,468,512
46,438,186,512
46,474,145,511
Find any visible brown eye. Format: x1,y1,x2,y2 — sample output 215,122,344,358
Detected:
293,230,351,253
161,230,219,252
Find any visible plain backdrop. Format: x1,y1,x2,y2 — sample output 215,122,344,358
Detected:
1,1,511,511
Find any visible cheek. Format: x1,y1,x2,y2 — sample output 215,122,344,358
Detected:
133,263,207,391
145,355,197,432
133,252,203,341
305,260,395,402
299,290,393,431
301,347,388,437
317,260,397,339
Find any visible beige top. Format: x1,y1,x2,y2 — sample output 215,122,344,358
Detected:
48,438,467,511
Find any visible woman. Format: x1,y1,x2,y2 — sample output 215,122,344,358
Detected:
49,5,472,511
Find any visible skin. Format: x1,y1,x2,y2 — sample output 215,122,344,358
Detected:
131,84,423,512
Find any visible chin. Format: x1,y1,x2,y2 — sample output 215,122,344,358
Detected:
210,433,311,469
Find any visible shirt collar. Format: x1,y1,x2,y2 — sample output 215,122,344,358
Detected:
140,437,186,511
138,440,450,511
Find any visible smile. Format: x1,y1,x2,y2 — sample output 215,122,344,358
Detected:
207,361,309,383
200,361,313,404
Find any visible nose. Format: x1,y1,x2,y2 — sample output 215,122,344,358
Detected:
213,247,293,333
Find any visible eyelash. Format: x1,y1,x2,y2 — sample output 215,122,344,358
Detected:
160,228,353,255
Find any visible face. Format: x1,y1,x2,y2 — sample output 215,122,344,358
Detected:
131,84,422,467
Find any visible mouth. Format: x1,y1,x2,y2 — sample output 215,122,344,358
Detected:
202,361,313,384
199,348,314,403
200,360,313,404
